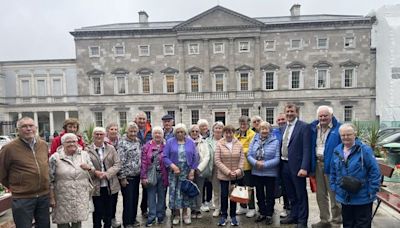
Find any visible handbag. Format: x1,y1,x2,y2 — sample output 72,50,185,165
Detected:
340,176,363,193
229,185,249,204
147,163,157,187
181,179,200,198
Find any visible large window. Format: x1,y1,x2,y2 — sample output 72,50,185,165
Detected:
240,73,249,91
188,43,199,55
52,78,62,96
139,45,150,56
291,71,300,89
316,69,328,88
166,75,175,93
94,112,103,127
119,112,127,128
215,73,224,92
190,74,199,92
116,76,126,94
142,75,150,94
265,108,274,124
92,77,102,95
344,106,353,122
191,110,199,125
265,72,275,90
344,69,355,88
36,79,46,96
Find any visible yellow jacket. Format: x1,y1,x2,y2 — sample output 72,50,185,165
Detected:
234,128,255,171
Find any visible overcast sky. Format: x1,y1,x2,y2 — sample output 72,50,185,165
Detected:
0,0,398,61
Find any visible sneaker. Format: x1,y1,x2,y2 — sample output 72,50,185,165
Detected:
145,220,156,227
265,216,273,225
111,219,121,228
200,203,210,212
172,216,180,225
213,209,221,217
183,215,191,225
280,209,289,218
230,216,239,226
236,207,248,215
217,217,227,226
246,209,256,218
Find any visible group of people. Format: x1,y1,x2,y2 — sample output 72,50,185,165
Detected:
0,103,381,228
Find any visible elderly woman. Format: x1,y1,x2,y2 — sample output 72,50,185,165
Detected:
206,121,224,217
247,121,280,225
189,124,211,219
330,123,381,228
117,122,142,227
87,127,121,228
49,133,94,228
163,123,198,225
251,115,263,133
215,125,244,226
141,126,168,226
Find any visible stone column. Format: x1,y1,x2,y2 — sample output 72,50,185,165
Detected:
49,111,54,135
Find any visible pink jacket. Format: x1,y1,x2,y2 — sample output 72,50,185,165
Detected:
140,140,169,187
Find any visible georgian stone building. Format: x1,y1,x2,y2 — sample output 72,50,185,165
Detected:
71,5,376,128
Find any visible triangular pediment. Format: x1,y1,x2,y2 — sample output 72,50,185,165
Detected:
174,6,264,30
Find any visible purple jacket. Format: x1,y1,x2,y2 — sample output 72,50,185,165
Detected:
140,140,168,187
163,137,199,170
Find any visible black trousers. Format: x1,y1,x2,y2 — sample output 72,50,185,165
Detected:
93,187,112,228
121,176,140,226
254,175,276,216
220,179,239,218
342,203,372,228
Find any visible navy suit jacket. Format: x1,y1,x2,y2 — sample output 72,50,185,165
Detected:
283,119,311,175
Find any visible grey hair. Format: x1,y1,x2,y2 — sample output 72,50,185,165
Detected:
126,121,138,131
173,123,187,135
251,115,263,123
259,121,272,131
61,133,78,144
152,126,164,137
212,121,225,132
316,105,333,116
197,119,209,127
93,127,106,134
339,123,357,134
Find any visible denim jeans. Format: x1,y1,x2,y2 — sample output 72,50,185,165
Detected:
147,173,166,222
121,176,140,226
12,194,50,228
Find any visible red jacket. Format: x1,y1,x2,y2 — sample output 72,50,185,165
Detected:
49,131,85,156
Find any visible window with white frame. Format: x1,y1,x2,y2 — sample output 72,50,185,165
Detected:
36,79,46,96
163,44,174,55
215,73,224,92
89,46,100,57
239,72,249,91
290,39,302,49
119,112,127,128
139,45,150,56
344,106,353,122
188,43,199,55
213,42,224,54
191,110,199,125
264,40,275,51
265,108,275,124
141,75,151,94
343,69,355,88
52,78,63,96
265,72,275,90
290,70,301,89
190,74,199,92
316,69,328,88
92,77,102,95
239,41,250,52
21,79,31,97
114,45,125,56
344,37,355,48
115,76,127,94
94,112,103,127
165,75,175,93
144,111,152,123
317,38,328,48
241,108,249,117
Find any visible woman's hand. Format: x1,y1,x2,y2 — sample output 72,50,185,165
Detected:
120,178,129,188
171,164,180,175
188,170,195,180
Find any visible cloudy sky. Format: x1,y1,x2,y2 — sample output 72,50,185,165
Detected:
0,0,398,61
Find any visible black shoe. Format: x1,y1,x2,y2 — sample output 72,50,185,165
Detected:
255,215,266,223
265,216,273,225
296,224,308,228
280,217,297,224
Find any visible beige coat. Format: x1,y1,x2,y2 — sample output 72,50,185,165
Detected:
87,143,121,196
214,138,244,181
49,149,93,224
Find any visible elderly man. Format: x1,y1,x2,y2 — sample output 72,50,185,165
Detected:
0,117,50,227
50,118,85,155
280,103,310,228
310,106,342,228
162,114,174,141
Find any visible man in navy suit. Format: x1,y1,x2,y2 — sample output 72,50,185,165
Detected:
280,103,310,228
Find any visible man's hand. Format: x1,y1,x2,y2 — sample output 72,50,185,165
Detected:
297,169,308,177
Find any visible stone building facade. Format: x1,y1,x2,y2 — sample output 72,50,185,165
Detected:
71,5,376,128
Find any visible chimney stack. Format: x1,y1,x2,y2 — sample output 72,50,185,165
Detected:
138,11,148,23
290,4,301,16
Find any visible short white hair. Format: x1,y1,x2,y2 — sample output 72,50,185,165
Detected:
197,119,209,127
173,123,187,135
93,127,106,134
152,126,164,137
61,133,78,144
316,105,333,116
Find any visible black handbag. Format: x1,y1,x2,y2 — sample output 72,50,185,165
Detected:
340,176,362,193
